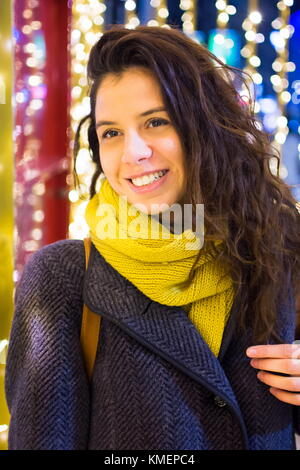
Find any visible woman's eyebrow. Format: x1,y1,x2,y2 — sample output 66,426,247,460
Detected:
95,107,167,129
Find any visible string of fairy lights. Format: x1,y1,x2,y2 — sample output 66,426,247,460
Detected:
154,0,169,26
124,0,140,29
241,0,264,115
68,0,106,239
270,0,295,156
179,0,197,34
14,1,49,257
68,0,299,239
216,0,234,29
213,1,237,66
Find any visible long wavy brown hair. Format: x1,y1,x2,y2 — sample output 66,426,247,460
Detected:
73,25,300,344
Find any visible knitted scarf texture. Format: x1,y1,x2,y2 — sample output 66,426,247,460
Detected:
85,176,235,357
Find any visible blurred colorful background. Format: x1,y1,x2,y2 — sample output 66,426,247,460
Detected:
0,0,300,450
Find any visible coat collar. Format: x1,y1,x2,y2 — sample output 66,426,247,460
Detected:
83,242,244,415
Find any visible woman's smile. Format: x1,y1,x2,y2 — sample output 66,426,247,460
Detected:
126,169,169,193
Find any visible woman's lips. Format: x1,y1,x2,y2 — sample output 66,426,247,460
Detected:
126,170,169,194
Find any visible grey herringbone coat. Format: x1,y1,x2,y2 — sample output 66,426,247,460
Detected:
5,239,300,450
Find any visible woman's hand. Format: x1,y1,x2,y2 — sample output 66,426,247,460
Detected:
246,344,300,405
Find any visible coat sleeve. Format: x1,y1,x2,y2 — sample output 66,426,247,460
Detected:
4,241,90,450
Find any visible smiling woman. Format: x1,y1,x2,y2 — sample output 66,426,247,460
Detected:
5,25,300,450
74,25,300,345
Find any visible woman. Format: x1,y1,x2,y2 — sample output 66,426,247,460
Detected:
5,25,300,450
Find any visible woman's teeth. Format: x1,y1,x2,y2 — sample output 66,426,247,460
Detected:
131,170,168,187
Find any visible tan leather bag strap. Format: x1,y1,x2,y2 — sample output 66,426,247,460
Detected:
80,237,101,381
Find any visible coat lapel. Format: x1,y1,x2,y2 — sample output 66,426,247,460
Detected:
83,242,243,416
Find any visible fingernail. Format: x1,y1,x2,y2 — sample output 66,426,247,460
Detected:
246,348,257,356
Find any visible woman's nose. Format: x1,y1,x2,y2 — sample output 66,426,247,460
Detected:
121,130,152,164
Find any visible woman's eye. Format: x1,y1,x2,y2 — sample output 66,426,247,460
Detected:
102,129,120,139
148,118,169,128
101,118,168,140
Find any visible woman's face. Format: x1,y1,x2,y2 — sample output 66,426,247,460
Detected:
94,66,187,214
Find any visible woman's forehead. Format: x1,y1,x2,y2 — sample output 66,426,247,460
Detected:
95,69,164,115
97,67,160,94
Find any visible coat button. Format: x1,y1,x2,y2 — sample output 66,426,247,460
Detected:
214,395,227,407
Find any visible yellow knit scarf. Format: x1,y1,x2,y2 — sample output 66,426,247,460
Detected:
85,176,235,357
